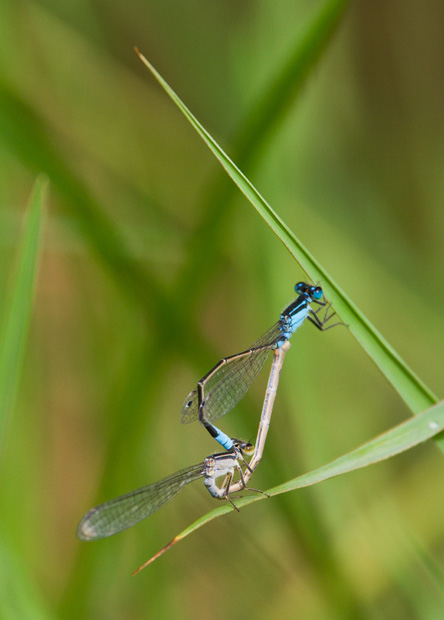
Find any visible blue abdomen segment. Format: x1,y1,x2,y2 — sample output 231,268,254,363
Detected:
207,423,234,451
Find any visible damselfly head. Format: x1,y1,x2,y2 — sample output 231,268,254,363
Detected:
294,282,323,301
242,442,255,457
232,439,254,456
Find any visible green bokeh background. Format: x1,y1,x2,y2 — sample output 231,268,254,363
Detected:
1,1,444,619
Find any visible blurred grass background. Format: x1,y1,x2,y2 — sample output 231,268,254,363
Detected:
1,0,444,619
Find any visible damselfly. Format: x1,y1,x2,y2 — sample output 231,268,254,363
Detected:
181,282,340,450
76,440,254,541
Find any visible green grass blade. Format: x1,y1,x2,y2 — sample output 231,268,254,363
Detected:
231,0,350,168
176,0,350,303
138,398,444,569
135,50,437,420
0,177,47,446
0,83,159,311
269,400,444,495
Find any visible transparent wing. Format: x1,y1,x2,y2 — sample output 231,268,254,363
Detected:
181,322,283,424
76,462,205,541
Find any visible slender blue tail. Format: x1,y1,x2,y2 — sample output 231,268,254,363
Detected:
203,421,234,450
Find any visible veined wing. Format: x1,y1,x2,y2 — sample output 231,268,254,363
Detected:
76,463,205,541
181,321,283,424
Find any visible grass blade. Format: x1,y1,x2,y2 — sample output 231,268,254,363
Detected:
137,398,444,570
0,176,47,446
135,49,437,421
176,0,350,303
230,0,351,168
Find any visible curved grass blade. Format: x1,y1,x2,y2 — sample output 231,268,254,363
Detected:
176,0,351,311
223,0,351,169
135,398,444,571
0,176,47,447
135,49,437,423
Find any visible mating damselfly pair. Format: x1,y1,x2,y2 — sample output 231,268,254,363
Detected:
77,282,341,542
